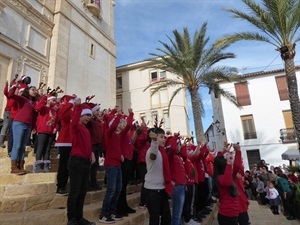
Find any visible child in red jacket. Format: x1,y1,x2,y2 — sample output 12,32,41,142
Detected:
67,103,96,225
99,107,126,223
213,152,239,225
166,134,187,225
34,94,59,173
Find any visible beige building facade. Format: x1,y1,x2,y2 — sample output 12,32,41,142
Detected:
116,60,190,136
0,0,116,114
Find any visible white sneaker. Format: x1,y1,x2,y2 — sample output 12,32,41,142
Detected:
190,219,201,225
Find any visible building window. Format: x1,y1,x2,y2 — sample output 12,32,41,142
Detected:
160,71,166,79
151,90,160,107
246,149,260,169
160,89,168,105
116,76,122,89
241,115,257,139
235,82,251,106
275,76,288,101
90,43,95,58
163,110,170,130
283,110,293,128
116,95,122,109
150,71,158,81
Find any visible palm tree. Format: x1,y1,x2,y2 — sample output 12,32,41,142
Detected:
144,23,243,142
216,0,300,149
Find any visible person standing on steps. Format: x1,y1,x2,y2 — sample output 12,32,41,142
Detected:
66,103,96,225
144,124,172,225
55,94,79,195
116,108,137,216
8,76,37,175
99,107,126,224
34,90,59,173
0,80,14,149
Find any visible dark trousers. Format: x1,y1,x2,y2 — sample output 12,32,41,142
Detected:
183,185,194,223
259,192,266,205
145,188,171,225
89,144,101,186
7,118,13,154
195,181,208,212
56,146,72,189
116,158,132,211
67,156,90,220
137,162,147,204
238,211,249,225
36,133,54,160
129,151,138,183
217,213,238,225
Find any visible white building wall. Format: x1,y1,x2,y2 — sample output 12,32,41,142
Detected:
117,62,190,136
210,69,300,170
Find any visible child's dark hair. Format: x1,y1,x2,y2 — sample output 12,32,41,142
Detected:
258,175,264,181
147,127,165,143
22,86,37,101
213,155,238,198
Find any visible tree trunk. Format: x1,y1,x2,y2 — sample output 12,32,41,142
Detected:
284,58,300,150
189,87,205,143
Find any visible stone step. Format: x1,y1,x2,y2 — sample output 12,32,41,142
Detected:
0,191,145,225
0,182,141,213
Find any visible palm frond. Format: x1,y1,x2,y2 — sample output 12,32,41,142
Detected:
215,32,276,48
167,86,185,112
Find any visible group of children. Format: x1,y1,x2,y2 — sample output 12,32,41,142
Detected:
2,74,277,225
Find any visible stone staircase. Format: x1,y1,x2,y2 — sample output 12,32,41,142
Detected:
0,146,217,225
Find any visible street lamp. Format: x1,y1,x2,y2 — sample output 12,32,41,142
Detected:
214,119,225,135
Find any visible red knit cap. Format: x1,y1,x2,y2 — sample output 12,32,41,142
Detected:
87,102,100,112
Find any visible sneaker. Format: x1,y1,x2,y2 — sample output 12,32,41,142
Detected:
78,217,96,225
190,218,201,225
124,206,136,214
138,202,147,209
98,215,115,224
111,214,123,221
56,188,69,196
67,218,79,225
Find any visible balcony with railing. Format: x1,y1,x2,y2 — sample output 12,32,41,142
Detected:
280,128,296,143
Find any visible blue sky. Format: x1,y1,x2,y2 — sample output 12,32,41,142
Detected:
114,0,300,134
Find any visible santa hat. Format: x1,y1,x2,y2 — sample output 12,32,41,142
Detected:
47,94,57,101
165,134,181,150
87,102,100,112
21,75,28,81
60,94,76,103
18,83,28,93
81,104,92,116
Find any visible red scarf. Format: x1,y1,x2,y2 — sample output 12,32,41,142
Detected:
158,146,173,194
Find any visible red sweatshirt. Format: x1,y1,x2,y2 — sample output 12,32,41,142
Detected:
55,103,73,147
86,117,103,145
70,104,92,159
167,137,187,185
8,86,36,127
134,126,150,163
104,114,123,167
233,150,249,214
194,145,209,183
120,112,134,160
218,164,239,217
204,152,214,177
35,96,59,134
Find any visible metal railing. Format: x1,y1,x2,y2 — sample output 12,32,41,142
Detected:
280,128,296,143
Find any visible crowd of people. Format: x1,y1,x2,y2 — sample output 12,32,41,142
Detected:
244,160,299,221
0,75,299,225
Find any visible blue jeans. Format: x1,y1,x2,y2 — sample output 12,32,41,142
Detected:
11,121,32,161
207,176,213,199
172,185,186,225
101,166,122,216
